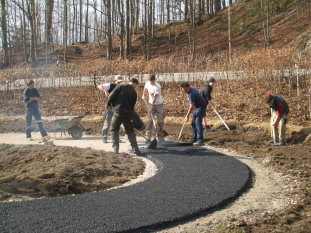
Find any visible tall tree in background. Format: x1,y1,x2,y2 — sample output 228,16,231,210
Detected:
214,0,221,14
1,0,9,67
117,0,125,58
228,0,232,63
125,0,131,59
184,0,188,21
260,0,271,48
64,0,68,61
79,0,83,41
85,0,89,42
45,0,54,64
104,0,112,59
27,0,38,65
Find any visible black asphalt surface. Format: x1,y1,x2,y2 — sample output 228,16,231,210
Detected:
0,147,251,233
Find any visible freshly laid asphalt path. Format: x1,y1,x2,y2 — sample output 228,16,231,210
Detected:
0,146,251,233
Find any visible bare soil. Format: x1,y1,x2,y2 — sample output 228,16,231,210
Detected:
0,144,144,202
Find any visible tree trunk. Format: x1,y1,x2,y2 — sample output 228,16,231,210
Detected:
85,0,89,42
184,0,188,21
135,0,139,33
1,0,9,67
45,0,54,64
214,0,221,14
147,0,152,60
104,0,112,59
125,0,131,59
64,0,68,62
28,0,37,65
206,0,209,15
117,0,124,58
79,0,83,41
228,0,232,63
21,0,28,64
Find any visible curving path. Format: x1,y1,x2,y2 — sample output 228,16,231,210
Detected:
0,134,251,233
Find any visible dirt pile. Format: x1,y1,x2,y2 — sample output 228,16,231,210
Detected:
0,144,144,202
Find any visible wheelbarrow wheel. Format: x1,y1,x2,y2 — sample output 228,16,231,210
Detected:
68,126,83,139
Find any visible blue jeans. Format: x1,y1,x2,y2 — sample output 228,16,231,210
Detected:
192,106,206,143
102,109,113,139
25,107,47,138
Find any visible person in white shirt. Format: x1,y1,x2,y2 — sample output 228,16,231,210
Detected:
142,74,165,143
97,76,123,143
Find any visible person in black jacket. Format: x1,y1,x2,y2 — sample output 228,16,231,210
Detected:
200,78,216,131
97,76,123,143
106,78,142,155
23,80,49,141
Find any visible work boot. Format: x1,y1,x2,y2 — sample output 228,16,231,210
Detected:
113,146,119,154
133,147,142,156
193,141,204,146
103,137,108,143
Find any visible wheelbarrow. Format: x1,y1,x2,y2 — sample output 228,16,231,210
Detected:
53,115,85,139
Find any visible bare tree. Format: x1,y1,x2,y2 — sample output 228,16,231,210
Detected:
79,0,83,41
117,0,125,58
64,0,68,61
104,0,112,59
1,0,9,67
228,0,232,63
125,0,131,59
85,0,89,42
260,0,271,48
184,0,188,21
45,0,54,64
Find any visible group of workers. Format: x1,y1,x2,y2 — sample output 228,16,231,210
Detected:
23,75,290,155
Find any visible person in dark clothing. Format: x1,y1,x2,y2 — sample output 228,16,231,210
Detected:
97,76,123,143
200,77,216,131
106,78,142,155
181,82,207,146
265,92,289,145
23,80,48,141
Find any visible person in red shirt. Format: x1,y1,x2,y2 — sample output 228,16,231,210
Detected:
265,92,289,145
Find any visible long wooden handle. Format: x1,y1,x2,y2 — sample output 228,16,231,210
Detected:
143,99,157,128
177,120,187,141
211,106,230,131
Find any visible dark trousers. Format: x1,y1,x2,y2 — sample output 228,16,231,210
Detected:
110,113,138,150
192,106,206,143
25,107,47,138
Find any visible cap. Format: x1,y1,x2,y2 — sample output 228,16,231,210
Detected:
114,75,124,83
208,77,216,83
